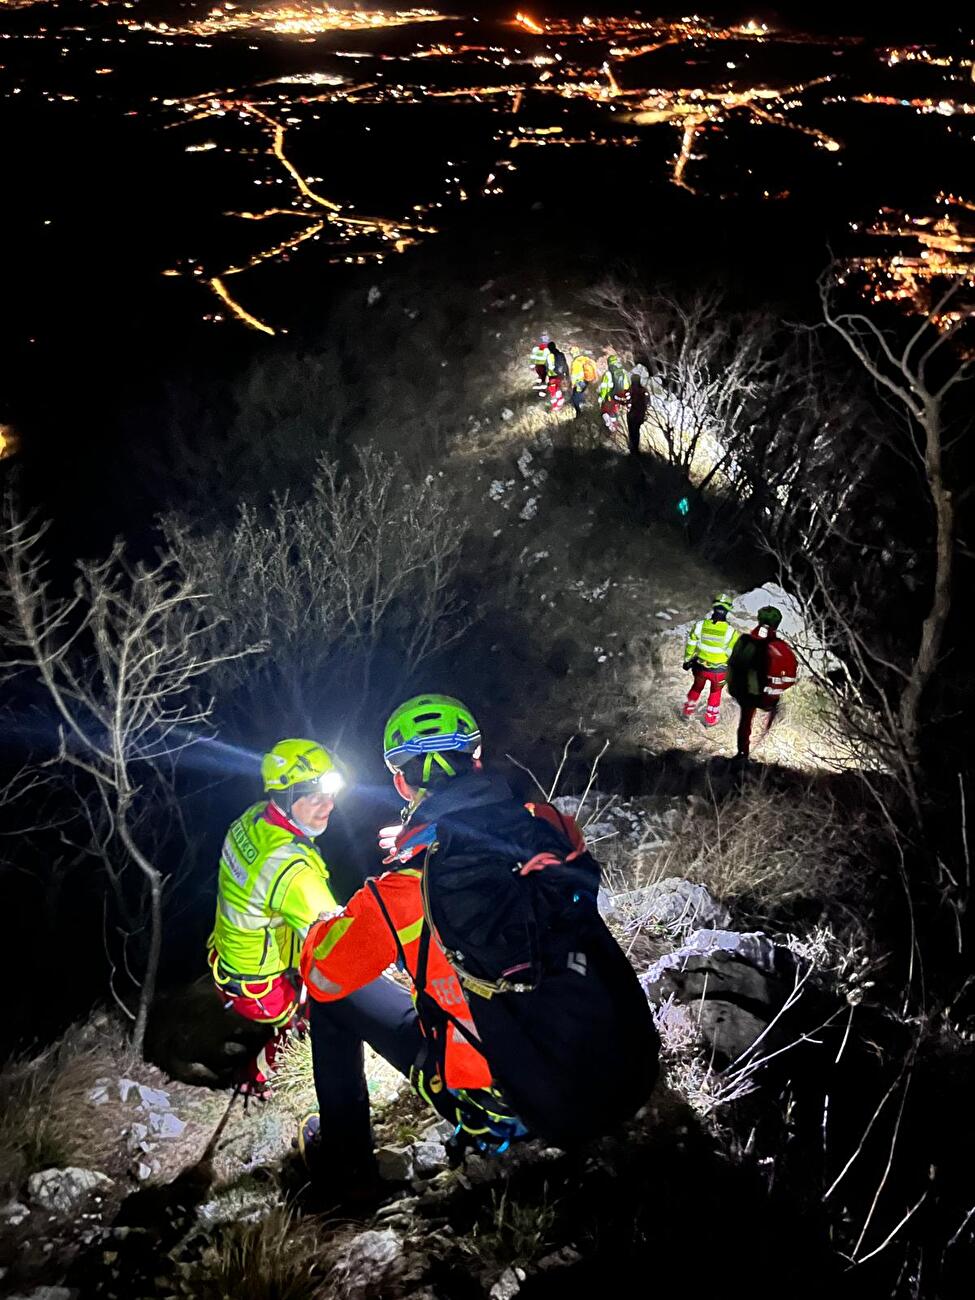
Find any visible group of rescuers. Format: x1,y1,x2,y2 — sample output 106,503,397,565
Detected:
529,332,645,450
210,614,795,1209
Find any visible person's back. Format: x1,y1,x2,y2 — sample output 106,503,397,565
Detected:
727,606,798,758
303,694,659,1150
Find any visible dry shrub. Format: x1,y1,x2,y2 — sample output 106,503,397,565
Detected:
181,1206,325,1300
0,1013,134,1192
650,777,866,915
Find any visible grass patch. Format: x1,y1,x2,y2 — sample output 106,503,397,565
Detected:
179,1206,325,1300
0,1014,134,1193
648,774,868,917
464,1181,559,1267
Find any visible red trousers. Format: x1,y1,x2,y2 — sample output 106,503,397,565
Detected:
683,669,726,725
210,952,305,1091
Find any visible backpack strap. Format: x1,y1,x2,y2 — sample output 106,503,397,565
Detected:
365,875,486,1054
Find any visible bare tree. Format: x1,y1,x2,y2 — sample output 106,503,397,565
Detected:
161,445,466,732
589,285,869,549
0,494,261,1053
819,275,972,774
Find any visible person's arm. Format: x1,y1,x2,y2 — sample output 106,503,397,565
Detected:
684,621,700,663
300,881,398,1001
277,862,339,942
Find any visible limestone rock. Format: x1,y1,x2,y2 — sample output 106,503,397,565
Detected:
332,1228,404,1298
376,1144,415,1183
411,1138,447,1178
604,878,731,934
27,1168,113,1216
490,1266,525,1299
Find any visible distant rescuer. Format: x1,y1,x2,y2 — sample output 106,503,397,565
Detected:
301,694,657,1178
569,344,597,417
727,605,799,760
682,592,740,727
529,331,553,393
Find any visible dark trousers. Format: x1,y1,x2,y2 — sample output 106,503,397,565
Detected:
309,975,421,1165
571,381,588,415
627,410,644,455
736,700,778,757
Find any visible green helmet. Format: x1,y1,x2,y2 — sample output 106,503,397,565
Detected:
757,605,783,628
383,694,481,780
712,592,734,613
607,353,620,366
261,739,344,798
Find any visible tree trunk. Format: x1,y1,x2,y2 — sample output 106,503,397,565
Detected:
119,817,165,1057
898,398,954,764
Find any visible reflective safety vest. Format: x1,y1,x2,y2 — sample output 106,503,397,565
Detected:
598,364,630,403
530,344,550,368
209,802,337,980
570,354,597,387
684,617,739,669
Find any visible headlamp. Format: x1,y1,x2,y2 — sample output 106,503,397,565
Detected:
317,770,345,797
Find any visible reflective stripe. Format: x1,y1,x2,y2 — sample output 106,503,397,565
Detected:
307,966,343,996
218,895,265,931
397,916,424,946
311,915,355,962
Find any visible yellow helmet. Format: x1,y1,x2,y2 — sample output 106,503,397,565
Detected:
261,739,344,798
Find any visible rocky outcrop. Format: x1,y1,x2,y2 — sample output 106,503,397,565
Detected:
642,929,821,1064
600,878,731,934
27,1168,113,1217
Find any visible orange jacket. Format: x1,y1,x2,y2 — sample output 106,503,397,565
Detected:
300,799,585,1092
301,864,491,1089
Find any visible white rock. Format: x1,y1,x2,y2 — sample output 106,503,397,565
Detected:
519,496,539,521
501,408,515,421
28,1168,113,1216
1,1200,30,1226
655,611,672,620
137,1162,154,1182
87,1084,110,1106
520,299,535,311
517,448,534,477
148,1111,186,1140
332,1228,403,1298
376,1145,414,1182
137,1084,171,1112
6,1288,75,1300
411,1138,447,1177
490,1268,524,1300
367,285,382,306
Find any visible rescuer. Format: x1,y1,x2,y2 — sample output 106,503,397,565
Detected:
682,593,740,727
598,353,631,436
529,332,553,392
727,605,799,760
569,344,597,417
207,739,346,1093
301,694,658,1166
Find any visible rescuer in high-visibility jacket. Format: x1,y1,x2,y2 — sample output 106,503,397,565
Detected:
682,593,740,727
529,332,553,391
207,739,346,1090
569,345,597,417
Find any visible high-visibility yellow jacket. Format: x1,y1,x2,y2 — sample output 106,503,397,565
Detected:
529,344,550,369
570,354,596,387
209,802,338,980
598,364,630,403
684,617,739,669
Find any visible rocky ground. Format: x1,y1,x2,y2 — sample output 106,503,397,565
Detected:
1,315,970,1298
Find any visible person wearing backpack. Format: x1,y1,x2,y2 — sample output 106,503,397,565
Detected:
727,605,799,760
546,340,569,412
569,345,597,417
598,353,631,437
301,694,659,1162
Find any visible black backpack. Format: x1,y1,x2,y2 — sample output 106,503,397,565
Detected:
552,347,570,380
399,788,659,1148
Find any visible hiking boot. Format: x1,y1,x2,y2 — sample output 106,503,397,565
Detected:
296,1114,385,1214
